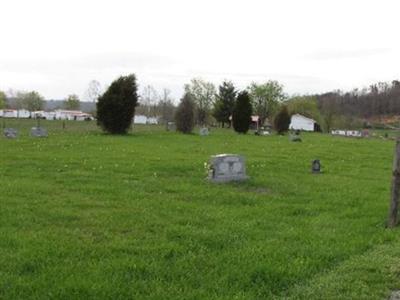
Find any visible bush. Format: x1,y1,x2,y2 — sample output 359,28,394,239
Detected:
175,93,195,134
232,91,252,134
96,74,138,134
274,105,291,134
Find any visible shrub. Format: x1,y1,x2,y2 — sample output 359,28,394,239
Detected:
274,105,291,134
96,74,138,134
175,93,195,134
232,91,252,134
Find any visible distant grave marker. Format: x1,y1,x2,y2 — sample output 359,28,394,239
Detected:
166,122,176,132
312,159,321,174
362,129,370,138
255,130,270,136
4,128,18,139
208,154,248,183
31,127,48,138
289,130,302,142
199,127,209,136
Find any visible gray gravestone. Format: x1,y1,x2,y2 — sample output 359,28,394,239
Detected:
312,159,321,174
4,128,18,139
289,133,302,142
208,154,248,183
389,291,400,300
167,122,176,132
31,127,48,138
199,127,209,136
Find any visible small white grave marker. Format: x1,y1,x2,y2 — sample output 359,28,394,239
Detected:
199,127,209,136
166,122,176,131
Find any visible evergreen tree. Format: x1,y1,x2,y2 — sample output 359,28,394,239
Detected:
232,91,252,134
274,105,291,134
213,81,236,128
175,93,195,134
97,74,138,134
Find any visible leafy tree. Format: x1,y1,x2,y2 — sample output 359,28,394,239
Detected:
140,85,158,117
158,88,176,124
232,91,252,134
175,92,195,134
286,95,322,124
317,92,339,132
274,105,291,134
96,74,138,134
17,91,45,111
184,78,216,125
248,81,285,126
85,80,102,102
64,94,80,110
213,81,236,128
0,91,6,109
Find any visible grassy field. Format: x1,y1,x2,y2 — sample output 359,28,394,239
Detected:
1,119,400,299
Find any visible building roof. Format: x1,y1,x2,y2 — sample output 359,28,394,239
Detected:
291,114,316,123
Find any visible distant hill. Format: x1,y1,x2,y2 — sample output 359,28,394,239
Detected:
45,100,96,113
6,99,96,113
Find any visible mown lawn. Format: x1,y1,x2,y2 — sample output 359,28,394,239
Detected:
1,119,400,299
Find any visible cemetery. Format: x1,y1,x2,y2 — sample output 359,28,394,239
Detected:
1,119,400,299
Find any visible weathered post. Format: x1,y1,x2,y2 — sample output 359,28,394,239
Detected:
388,138,400,228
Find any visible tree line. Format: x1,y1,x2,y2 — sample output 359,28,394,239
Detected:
0,80,103,112
4,74,400,134
96,74,289,135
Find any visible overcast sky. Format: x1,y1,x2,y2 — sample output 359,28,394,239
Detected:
1,0,400,102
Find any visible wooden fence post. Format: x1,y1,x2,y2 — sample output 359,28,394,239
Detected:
388,138,400,228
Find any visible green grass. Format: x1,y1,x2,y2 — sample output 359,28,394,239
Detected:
1,119,400,299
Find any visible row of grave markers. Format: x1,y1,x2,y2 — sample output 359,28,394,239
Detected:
3,127,48,139
166,122,210,136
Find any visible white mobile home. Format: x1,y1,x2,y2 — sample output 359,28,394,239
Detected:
147,117,158,125
17,109,31,118
2,109,18,118
54,110,92,121
289,114,317,132
134,115,147,124
43,111,57,120
331,130,362,138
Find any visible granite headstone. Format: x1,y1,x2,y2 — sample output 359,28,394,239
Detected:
208,154,248,183
166,122,176,132
199,127,209,136
31,127,48,138
4,128,18,139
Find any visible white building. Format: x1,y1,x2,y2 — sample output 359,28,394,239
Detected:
54,110,92,121
32,111,45,119
134,115,147,124
331,130,362,137
17,109,31,118
43,111,57,120
1,109,18,118
289,114,317,132
147,117,158,125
